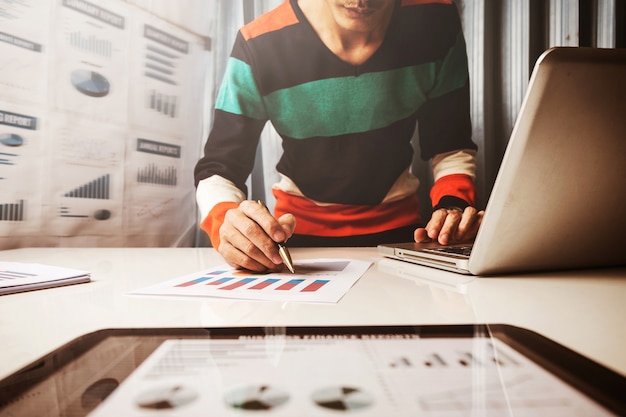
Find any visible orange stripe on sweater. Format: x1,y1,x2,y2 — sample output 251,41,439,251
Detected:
241,1,299,41
273,189,420,237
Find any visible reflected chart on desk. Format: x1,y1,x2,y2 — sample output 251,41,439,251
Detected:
89,335,617,416
130,259,372,303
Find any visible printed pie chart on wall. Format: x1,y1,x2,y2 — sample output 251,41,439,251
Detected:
70,69,110,97
0,133,24,147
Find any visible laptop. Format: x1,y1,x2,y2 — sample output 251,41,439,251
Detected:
378,47,626,275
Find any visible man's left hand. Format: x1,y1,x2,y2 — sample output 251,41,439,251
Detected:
414,206,484,245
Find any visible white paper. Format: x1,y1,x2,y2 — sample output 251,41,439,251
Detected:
0,262,90,295
129,258,372,303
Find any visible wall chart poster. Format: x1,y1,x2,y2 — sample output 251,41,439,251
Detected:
0,106,44,236
51,0,130,123
0,0,211,248
0,0,51,105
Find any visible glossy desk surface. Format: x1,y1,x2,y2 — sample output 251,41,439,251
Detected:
1,247,625,381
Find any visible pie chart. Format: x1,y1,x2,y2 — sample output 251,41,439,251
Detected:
0,133,23,147
312,386,374,411
135,384,198,410
224,385,290,410
70,69,110,97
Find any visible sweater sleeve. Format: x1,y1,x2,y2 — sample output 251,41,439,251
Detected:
430,149,477,210
200,201,240,249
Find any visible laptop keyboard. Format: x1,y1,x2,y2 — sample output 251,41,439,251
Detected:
423,245,473,258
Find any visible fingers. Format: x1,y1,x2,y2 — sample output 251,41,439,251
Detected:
218,201,288,272
240,200,286,243
414,227,430,243
414,207,484,245
455,208,484,241
278,213,296,240
435,208,464,245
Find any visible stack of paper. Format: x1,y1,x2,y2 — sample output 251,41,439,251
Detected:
0,262,91,295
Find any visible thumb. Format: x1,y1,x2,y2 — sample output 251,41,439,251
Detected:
277,213,296,239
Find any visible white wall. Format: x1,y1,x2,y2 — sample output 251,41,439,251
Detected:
0,0,216,249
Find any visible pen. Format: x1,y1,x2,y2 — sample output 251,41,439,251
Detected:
257,200,295,274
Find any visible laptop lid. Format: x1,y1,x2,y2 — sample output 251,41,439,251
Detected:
379,47,626,275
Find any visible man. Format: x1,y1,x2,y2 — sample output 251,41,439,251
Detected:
194,0,483,272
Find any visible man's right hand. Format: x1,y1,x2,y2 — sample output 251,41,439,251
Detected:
217,200,296,272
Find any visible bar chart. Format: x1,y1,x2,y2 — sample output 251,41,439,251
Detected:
131,259,371,303
68,31,113,58
64,174,111,199
0,199,24,221
147,90,177,118
136,163,177,186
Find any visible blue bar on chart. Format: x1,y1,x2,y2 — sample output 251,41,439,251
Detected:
207,277,234,286
175,276,212,287
300,279,329,292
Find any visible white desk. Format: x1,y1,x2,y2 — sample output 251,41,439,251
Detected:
1,247,625,382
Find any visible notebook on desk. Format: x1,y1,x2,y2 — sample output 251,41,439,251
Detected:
378,47,626,275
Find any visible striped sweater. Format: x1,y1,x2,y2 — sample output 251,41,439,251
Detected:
194,0,477,242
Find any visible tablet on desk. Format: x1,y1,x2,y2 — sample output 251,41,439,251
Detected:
0,325,624,416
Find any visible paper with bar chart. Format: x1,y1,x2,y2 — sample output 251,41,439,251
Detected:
130,259,371,303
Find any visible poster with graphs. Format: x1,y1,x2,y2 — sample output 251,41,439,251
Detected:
46,117,125,236
128,8,202,137
49,168,124,236
0,0,211,248
0,106,44,236
124,132,192,239
0,0,51,106
51,0,130,124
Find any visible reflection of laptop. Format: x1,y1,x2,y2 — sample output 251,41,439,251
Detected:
379,47,626,275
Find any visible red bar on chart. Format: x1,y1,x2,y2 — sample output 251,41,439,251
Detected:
276,279,304,291
176,276,212,287
220,277,256,290
207,277,234,286
249,278,280,290
300,279,329,292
